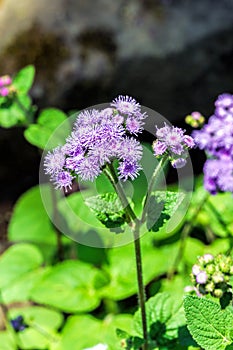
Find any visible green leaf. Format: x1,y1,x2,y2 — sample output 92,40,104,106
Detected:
184,295,233,350
61,314,133,350
0,243,43,289
8,184,60,262
24,108,68,150
146,191,185,232
100,243,178,300
0,94,32,127
2,267,48,304
85,193,127,232
0,332,16,350
9,306,62,350
13,65,35,94
57,190,113,245
30,260,108,312
134,293,186,345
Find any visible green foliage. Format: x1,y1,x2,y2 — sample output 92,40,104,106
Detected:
12,65,35,94
134,293,186,347
85,192,127,232
100,242,178,301
0,243,43,289
146,191,185,232
10,306,62,349
24,108,69,150
30,260,109,313
0,306,62,350
187,180,233,238
184,295,233,350
0,65,35,128
8,184,63,262
61,314,133,350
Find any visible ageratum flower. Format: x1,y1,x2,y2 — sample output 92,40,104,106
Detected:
192,93,233,194
153,123,195,168
45,96,146,190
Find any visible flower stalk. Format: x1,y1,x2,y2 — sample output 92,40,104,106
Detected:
105,163,149,349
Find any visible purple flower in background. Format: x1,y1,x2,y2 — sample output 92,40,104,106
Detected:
215,93,233,109
153,123,195,168
193,93,233,194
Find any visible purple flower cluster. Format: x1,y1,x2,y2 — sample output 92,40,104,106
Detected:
152,123,195,168
44,96,146,190
0,75,12,97
192,93,233,194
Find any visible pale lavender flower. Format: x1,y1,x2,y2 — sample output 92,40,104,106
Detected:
76,157,101,181
118,161,142,181
165,127,184,148
192,264,201,276
126,117,144,135
88,143,115,166
117,137,142,163
202,254,214,264
53,171,74,191
74,109,100,128
171,158,187,168
196,271,208,284
183,135,195,148
111,95,141,115
154,123,194,168
65,155,83,171
152,140,167,156
63,137,84,157
44,146,65,175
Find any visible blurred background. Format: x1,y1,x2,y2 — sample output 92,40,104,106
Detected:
0,0,233,234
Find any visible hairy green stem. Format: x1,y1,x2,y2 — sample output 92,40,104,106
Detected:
104,164,149,349
140,157,168,224
50,186,64,261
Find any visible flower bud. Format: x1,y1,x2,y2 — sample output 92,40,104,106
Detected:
206,264,215,274
205,282,215,293
212,272,224,284
213,289,223,298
